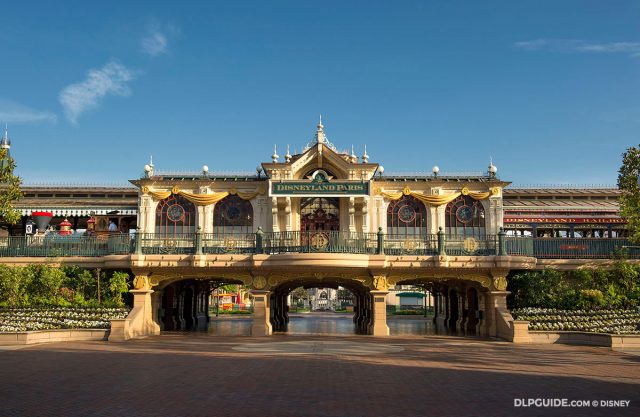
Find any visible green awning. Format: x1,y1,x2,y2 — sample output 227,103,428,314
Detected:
396,292,425,298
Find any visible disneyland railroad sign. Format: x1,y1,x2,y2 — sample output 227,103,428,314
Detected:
270,172,369,196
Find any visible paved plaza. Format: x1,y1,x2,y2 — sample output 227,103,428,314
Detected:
1,326,639,417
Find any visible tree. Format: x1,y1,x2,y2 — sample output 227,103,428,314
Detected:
618,146,640,242
0,148,23,225
108,271,130,306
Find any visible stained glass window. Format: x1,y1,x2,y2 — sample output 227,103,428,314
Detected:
155,195,196,236
213,195,253,235
387,195,427,238
445,195,486,237
300,197,340,231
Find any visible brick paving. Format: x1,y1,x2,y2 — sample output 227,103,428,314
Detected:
1,334,639,417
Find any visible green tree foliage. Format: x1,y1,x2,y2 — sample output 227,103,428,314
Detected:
618,146,640,242
108,271,130,307
509,260,640,309
0,148,23,225
0,265,132,307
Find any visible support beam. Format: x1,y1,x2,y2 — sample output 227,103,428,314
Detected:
369,290,389,336
250,290,272,336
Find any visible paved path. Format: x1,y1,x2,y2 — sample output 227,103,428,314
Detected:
1,334,639,417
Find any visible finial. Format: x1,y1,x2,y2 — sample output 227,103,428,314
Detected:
350,144,357,163
272,144,279,163
1,124,10,149
488,156,497,177
362,144,369,163
315,117,325,144
149,155,154,167
285,144,292,163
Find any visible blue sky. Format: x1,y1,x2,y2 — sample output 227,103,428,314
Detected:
1,1,639,186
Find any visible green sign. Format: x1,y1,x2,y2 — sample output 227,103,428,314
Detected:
271,174,369,196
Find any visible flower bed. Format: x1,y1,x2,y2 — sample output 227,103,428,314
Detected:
0,307,129,332
512,308,640,335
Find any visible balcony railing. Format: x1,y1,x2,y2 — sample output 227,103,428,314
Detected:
0,229,637,259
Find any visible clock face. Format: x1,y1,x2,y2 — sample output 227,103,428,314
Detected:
398,205,417,223
455,205,473,223
167,204,185,222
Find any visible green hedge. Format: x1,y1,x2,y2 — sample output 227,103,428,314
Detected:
0,264,131,308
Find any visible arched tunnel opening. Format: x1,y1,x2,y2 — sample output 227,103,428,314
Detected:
269,278,371,335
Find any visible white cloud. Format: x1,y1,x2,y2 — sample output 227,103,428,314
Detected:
58,60,135,124
514,39,640,57
0,99,57,124
141,22,179,57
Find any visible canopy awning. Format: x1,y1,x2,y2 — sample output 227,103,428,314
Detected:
19,208,138,216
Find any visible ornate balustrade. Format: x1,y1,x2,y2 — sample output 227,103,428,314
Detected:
0,230,637,259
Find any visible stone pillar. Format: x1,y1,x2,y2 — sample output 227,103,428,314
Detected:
271,197,279,232
250,290,272,336
284,197,292,232
348,197,356,232
369,291,389,336
456,287,466,331
483,290,512,340
361,197,369,233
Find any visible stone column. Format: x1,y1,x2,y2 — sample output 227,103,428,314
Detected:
484,290,511,339
348,197,356,232
271,197,279,232
284,197,292,232
361,197,369,233
250,290,272,336
369,291,389,336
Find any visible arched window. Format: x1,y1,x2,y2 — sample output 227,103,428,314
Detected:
213,195,253,235
155,195,196,236
387,195,428,238
445,195,485,238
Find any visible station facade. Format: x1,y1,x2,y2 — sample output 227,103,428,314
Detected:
0,121,630,340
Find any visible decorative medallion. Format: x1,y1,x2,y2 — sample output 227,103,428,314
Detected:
403,239,418,250
167,204,185,222
462,237,479,254
398,204,417,223
223,236,237,249
133,276,149,290
310,232,330,250
252,276,267,289
229,187,238,195
493,277,508,291
461,187,470,196
171,185,180,194
268,276,279,287
373,186,382,196
455,205,473,223
141,186,149,195
402,186,411,196
258,184,268,195
372,276,388,290
491,187,500,196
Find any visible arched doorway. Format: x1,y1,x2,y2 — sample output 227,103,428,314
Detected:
300,197,340,232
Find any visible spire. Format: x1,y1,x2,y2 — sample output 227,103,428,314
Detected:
362,144,369,163
149,155,154,168
1,124,10,150
315,115,325,144
272,144,279,163
285,144,292,163
350,144,357,163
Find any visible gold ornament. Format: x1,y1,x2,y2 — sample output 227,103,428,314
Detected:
229,187,238,195
494,277,508,291
463,237,479,253
461,187,470,196
258,184,268,195
402,186,411,196
491,187,500,196
141,186,149,195
171,185,180,194
252,276,267,289
133,276,149,290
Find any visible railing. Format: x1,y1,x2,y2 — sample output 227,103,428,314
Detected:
139,233,195,255
384,234,438,256
202,233,256,254
0,233,133,257
505,236,640,259
263,231,378,254
0,229,638,259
